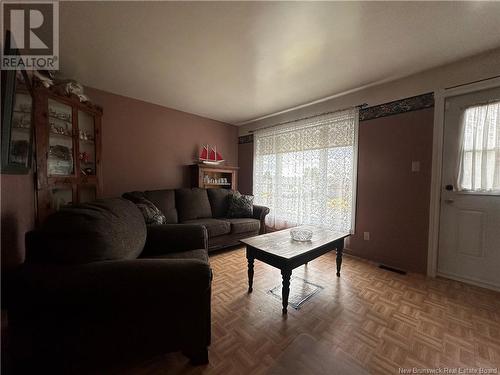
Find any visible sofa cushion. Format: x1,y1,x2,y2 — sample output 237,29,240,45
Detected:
175,188,212,222
207,188,231,218
224,218,260,234
40,198,146,264
182,218,230,238
122,191,166,225
144,189,178,224
227,191,254,218
146,249,209,263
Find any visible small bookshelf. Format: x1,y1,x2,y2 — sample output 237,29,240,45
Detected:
190,164,239,190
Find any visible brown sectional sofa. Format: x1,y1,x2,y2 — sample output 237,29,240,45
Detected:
129,188,270,251
9,189,269,373
9,198,212,373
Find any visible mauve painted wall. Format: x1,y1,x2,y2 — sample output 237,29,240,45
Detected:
347,108,434,273
86,88,238,197
238,107,433,273
0,88,238,268
0,174,35,269
238,142,253,195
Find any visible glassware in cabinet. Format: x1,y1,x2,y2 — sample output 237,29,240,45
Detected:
47,99,74,176
78,110,96,176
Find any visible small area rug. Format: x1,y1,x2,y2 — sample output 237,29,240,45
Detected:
268,276,323,309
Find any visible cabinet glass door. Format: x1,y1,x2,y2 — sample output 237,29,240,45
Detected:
78,110,95,176
48,99,74,176
79,185,96,203
50,186,73,211
9,92,33,166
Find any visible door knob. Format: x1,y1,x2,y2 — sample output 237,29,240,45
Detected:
445,184,454,191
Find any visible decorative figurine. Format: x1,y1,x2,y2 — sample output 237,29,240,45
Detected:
199,144,224,165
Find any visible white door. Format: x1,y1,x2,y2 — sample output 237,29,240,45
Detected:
438,86,500,290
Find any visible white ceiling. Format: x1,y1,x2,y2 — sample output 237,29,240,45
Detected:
60,1,500,125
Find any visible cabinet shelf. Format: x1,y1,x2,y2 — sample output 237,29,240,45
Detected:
50,131,72,138
190,164,238,190
48,115,71,122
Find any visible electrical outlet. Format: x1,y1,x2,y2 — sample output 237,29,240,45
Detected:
411,161,420,172
363,232,370,241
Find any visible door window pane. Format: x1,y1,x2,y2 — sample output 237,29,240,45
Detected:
458,101,500,192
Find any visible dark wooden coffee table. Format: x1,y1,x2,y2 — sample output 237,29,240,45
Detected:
240,226,350,314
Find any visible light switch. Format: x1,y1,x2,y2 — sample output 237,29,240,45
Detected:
363,232,370,241
411,161,420,172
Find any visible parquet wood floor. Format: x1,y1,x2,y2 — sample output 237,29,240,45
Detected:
115,247,500,375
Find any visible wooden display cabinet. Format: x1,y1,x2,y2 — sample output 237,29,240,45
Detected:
33,82,103,223
190,164,239,190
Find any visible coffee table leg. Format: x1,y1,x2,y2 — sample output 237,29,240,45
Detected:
281,269,292,314
247,250,255,293
336,239,344,277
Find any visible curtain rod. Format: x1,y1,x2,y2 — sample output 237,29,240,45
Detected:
248,103,368,133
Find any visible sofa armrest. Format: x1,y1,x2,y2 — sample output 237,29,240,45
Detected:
9,258,213,369
12,259,211,311
253,205,270,234
143,224,208,256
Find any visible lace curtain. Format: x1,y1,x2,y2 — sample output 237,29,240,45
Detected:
457,101,500,193
253,108,359,232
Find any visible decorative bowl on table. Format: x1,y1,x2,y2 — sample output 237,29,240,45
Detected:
290,228,313,242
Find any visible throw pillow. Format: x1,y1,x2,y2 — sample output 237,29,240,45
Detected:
227,191,254,218
122,191,167,225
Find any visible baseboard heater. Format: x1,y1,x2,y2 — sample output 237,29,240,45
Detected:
379,264,407,275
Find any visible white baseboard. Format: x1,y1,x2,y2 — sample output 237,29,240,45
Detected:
436,271,500,292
